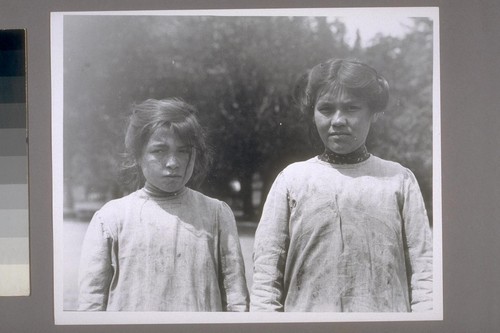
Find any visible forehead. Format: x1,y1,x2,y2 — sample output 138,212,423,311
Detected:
146,126,186,146
316,87,367,105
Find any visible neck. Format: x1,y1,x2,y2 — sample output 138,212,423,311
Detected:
143,183,185,198
319,145,370,165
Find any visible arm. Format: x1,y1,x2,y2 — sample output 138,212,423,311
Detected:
77,212,114,311
250,172,290,311
217,202,249,312
402,170,433,312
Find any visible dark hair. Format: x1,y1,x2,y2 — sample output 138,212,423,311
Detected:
122,98,211,190
294,58,390,120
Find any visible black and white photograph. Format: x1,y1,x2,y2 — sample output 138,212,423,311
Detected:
51,7,442,324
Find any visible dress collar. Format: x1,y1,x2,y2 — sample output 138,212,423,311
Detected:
318,145,370,165
142,185,187,199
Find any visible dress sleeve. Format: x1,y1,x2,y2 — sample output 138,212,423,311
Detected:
217,201,249,312
77,211,114,311
250,172,290,311
402,170,434,312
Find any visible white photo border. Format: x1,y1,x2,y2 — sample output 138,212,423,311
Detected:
51,7,442,325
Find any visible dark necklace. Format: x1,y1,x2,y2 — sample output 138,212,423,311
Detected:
319,145,370,165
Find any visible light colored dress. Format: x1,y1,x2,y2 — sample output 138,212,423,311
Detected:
78,187,249,311
251,156,433,312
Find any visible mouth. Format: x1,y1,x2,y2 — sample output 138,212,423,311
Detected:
163,175,182,178
328,132,350,137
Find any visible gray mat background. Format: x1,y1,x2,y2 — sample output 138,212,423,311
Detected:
1,0,499,332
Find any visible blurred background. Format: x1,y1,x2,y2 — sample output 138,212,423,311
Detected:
61,14,434,310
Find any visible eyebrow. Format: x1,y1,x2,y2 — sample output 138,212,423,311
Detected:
316,99,362,107
147,142,192,149
147,142,167,147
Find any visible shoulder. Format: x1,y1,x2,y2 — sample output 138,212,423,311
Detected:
368,155,413,176
283,157,319,170
86,192,142,238
278,157,329,184
186,188,235,221
367,155,421,190
280,157,322,178
187,188,224,207
93,191,141,220
186,188,232,212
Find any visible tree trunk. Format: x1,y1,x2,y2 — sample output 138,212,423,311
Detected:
239,171,255,221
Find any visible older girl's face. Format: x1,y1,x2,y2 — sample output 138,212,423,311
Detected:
314,89,374,155
140,126,195,194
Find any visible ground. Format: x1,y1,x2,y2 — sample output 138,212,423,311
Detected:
62,219,256,310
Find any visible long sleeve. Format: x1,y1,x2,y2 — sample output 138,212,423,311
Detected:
250,172,290,311
217,202,249,311
77,212,114,311
402,170,433,312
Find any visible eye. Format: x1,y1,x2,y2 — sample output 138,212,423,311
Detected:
345,104,361,112
178,147,192,154
316,106,333,115
149,147,165,154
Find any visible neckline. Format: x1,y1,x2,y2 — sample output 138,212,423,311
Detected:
140,186,188,200
318,145,370,165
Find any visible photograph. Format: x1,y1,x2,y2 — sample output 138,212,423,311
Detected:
51,7,442,324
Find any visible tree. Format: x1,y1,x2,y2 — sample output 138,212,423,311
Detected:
63,15,434,223
63,15,348,218
363,18,434,223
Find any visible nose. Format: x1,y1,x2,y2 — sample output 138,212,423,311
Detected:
331,109,347,126
165,154,179,170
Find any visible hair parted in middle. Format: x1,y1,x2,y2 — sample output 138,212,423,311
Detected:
122,98,212,190
294,58,390,120
292,58,390,149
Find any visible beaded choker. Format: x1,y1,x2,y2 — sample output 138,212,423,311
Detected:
319,145,370,165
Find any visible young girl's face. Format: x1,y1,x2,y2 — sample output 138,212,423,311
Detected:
314,89,374,155
140,126,195,193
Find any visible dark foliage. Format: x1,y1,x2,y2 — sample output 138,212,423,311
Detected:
63,16,434,223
